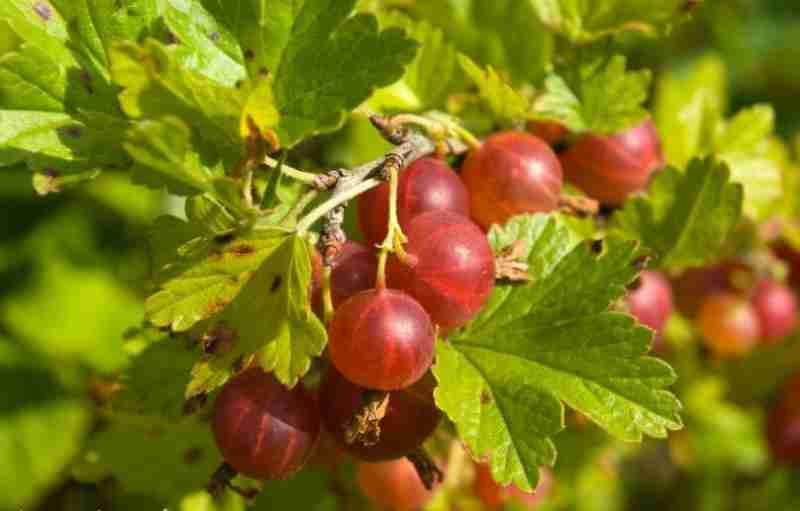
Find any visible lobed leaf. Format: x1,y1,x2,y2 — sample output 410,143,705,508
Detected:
612,158,743,271
533,55,651,134
188,235,325,393
459,54,530,123
272,0,417,145
434,214,682,492
145,227,292,332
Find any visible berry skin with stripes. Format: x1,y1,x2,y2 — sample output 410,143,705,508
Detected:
387,211,495,331
328,288,435,391
211,368,320,480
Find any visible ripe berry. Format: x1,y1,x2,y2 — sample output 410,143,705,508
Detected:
698,293,760,358
319,368,441,462
473,462,553,510
672,262,751,317
358,458,433,511
752,280,798,343
560,118,664,205
211,368,320,480
358,157,470,246
387,211,495,331
312,241,377,311
767,375,800,465
328,289,435,390
461,131,563,229
626,271,673,338
526,121,568,145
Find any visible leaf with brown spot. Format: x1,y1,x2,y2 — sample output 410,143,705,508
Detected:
146,228,291,332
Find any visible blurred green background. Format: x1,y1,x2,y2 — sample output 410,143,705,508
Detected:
3,1,800,510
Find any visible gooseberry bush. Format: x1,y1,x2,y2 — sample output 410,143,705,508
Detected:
4,1,800,510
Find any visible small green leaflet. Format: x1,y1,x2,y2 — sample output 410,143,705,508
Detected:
461,55,650,134
434,214,681,492
459,54,530,123
612,158,742,271
188,235,326,393
0,339,90,511
272,0,417,145
369,13,458,111
531,0,699,42
409,0,553,85
712,105,782,220
654,58,781,221
654,55,727,169
533,55,651,134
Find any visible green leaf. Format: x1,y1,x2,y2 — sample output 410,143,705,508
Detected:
124,117,216,196
146,214,208,287
188,235,325,393
0,0,74,65
163,0,246,86
145,228,292,332
533,55,651,134
186,195,239,235
195,0,300,79
531,0,699,42
459,54,530,123
713,105,782,220
409,0,552,84
369,13,458,111
110,39,244,154
434,214,681,492
612,158,743,271
654,55,728,168
271,0,417,145
0,339,90,511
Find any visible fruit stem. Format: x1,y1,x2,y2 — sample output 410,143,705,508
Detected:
295,129,470,234
243,168,255,208
297,178,382,234
375,166,408,289
263,155,319,185
451,124,482,150
322,266,335,324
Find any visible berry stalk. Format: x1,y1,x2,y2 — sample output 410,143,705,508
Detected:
375,165,409,289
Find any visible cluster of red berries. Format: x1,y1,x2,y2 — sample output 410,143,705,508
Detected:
208,119,671,507
672,261,799,358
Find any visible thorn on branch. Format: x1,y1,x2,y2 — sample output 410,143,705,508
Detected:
370,114,409,145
